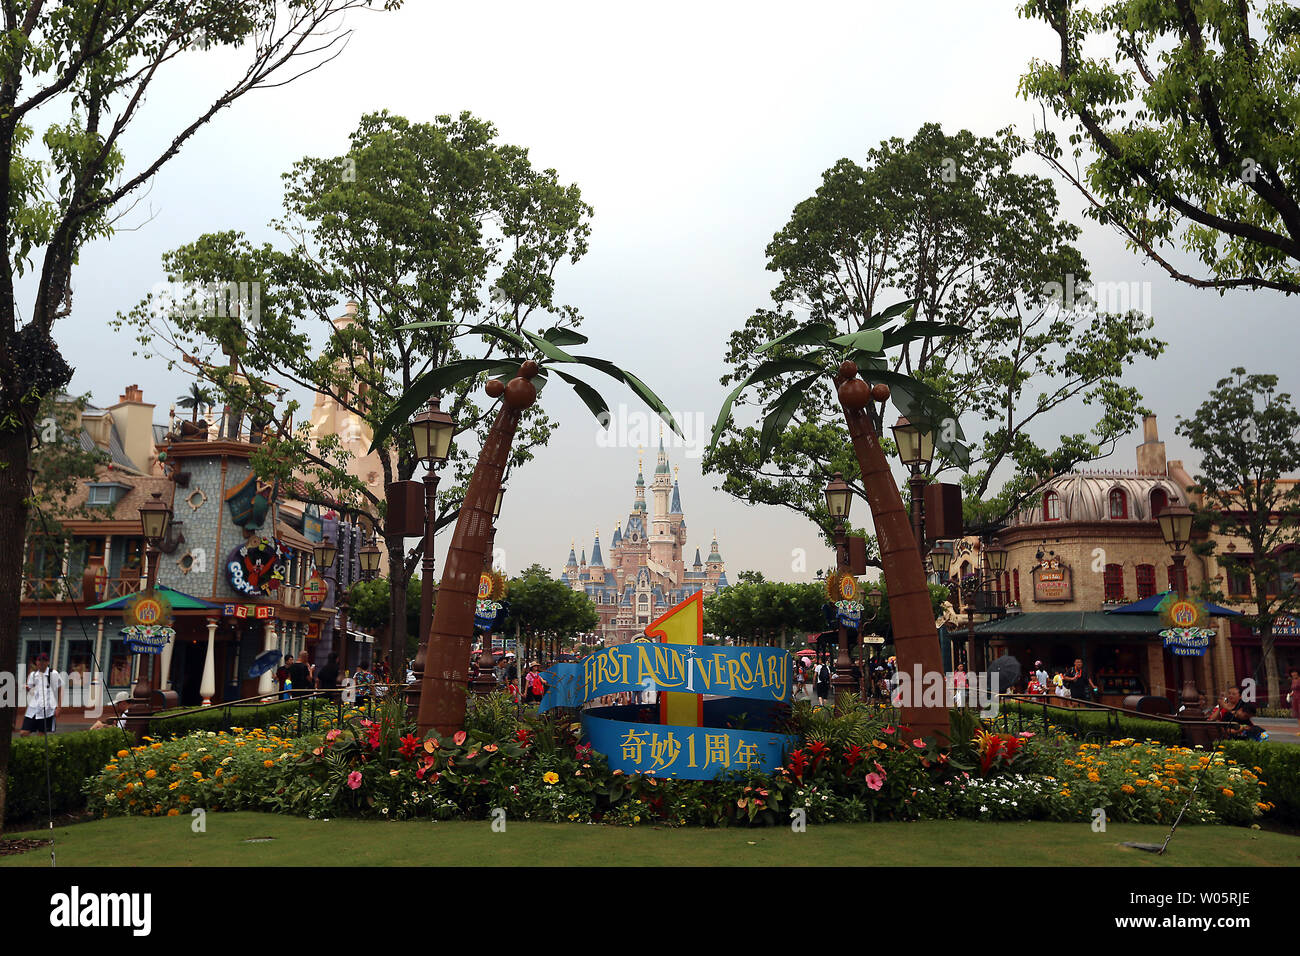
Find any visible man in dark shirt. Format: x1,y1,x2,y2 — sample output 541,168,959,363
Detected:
287,653,312,696
317,652,340,691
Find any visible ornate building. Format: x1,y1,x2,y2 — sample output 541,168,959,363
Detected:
564,438,727,644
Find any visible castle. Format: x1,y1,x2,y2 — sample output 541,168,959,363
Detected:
563,437,727,644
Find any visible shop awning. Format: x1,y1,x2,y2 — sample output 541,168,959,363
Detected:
971,611,1167,637
86,584,222,612
1104,590,1242,616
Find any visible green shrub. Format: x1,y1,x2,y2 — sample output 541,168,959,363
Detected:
1219,741,1300,825
996,699,1182,745
149,698,340,739
5,728,131,824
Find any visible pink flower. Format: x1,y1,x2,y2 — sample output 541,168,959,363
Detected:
1018,731,1035,738
883,726,895,735
873,761,886,778
453,731,467,746
326,729,341,741
347,771,362,790
912,738,925,748
865,772,884,792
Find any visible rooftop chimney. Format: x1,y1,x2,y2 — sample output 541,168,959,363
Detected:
1136,413,1167,475
119,384,144,404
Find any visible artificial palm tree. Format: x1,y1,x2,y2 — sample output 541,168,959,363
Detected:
176,382,215,423
707,300,969,742
372,322,679,735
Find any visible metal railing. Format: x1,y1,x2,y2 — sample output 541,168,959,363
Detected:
146,684,406,738
993,692,1233,746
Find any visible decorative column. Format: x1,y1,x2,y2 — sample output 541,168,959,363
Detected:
259,620,278,697
200,618,218,706
158,622,176,692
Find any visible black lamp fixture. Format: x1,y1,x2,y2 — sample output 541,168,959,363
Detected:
983,537,1008,573
410,399,455,466
359,537,382,579
1157,503,1195,552
824,472,853,521
929,544,952,575
139,492,174,546
891,416,935,470
313,537,338,572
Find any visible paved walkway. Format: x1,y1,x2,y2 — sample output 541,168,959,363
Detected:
1257,718,1300,744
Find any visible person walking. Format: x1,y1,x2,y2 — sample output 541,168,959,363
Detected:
288,652,313,697
316,652,340,692
814,660,832,706
21,652,61,736
1289,668,1300,732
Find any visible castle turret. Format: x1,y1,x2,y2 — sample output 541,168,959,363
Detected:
670,477,682,515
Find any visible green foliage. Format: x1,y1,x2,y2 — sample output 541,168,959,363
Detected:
786,693,887,750
705,123,1164,556
466,691,522,743
995,699,1182,745
6,728,130,824
346,576,424,657
1177,368,1300,706
1020,0,1300,294
150,700,321,740
703,580,825,646
507,565,599,646
1219,740,1300,824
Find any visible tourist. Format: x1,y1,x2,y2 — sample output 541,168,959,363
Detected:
1034,660,1049,690
1289,668,1300,732
524,664,548,704
288,652,313,697
21,652,61,736
1065,658,1096,702
1229,701,1266,741
814,660,831,706
953,666,968,707
316,652,340,692
1208,685,1242,721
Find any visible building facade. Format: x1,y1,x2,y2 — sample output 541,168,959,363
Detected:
563,439,727,644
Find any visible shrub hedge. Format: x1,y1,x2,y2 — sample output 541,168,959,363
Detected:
5,728,131,824
149,698,338,739
996,699,1182,745
1219,741,1300,825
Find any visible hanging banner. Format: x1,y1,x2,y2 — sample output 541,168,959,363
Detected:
1161,626,1214,657
124,591,174,628
121,624,175,654
541,592,797,781
303,570,328,610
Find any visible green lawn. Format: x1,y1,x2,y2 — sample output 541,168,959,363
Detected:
4,813,1298,866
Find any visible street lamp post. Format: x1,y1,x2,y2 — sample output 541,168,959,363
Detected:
471,485,506,696
859,585,883,697
1157,502,1197,703
126,492,173,733
930,543,954,669
978,538,1007,675
348,537,382,674
408,399,455,713
824,472,857,697
891,416,935,560
313,536,338,677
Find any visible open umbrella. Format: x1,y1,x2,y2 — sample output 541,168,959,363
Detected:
986,655,1022,697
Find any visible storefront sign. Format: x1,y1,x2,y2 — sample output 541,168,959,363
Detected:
303,570,328,610
223,603,276,620
226,536,287,598
1033,561,1072,603
1160,594,1207,629
1259,614,1300,637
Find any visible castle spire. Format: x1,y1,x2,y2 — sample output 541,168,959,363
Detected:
566,539,577,567
591,529,603,567
708,530,722,564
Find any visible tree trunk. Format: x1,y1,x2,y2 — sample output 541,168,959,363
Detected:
0,425,30,832
416,399,522,736
837,385,949,742
1259,616,1281,709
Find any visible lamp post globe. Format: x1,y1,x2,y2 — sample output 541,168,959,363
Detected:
410,400,455,466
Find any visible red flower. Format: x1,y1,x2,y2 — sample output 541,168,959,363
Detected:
453,731,468,746
788,749,809,781
808,740,830,768
399,734,420,760
515,728,532,743
366,726,382,750
844,745,864,771
882,726,895,735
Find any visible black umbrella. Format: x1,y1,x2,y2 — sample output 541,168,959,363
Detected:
986,655,1022,697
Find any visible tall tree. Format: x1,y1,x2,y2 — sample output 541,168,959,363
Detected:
116,111,587,671
1177,368,1300,708
703,580,824,647
0,0,401,834
507,564,598,657
1020,0,1300,294
705,123,1164,560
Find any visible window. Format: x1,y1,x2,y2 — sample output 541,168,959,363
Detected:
1109,489,1128,518
1136,564,1157,599
1104,564,1125,602
1043,491,1061,521
1013,568,1021,603
1226,560,1252,598
1150,488,1168,517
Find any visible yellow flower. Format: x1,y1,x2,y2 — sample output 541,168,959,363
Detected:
145,769,157,779
116,749,129,758
1121,784,1135,794
263,760,274,768
167,809,180,817
168,781,180,791
1222,787,1234,797
543,771,560,785
192,771,203,780
1087,771,1100,782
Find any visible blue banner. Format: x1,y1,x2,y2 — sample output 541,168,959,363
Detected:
578,643,789,703
539,661,584,711
581,711,796,781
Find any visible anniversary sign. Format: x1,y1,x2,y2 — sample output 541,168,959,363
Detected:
542,592,797,780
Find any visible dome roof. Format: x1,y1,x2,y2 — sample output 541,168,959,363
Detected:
1013,470,1188,526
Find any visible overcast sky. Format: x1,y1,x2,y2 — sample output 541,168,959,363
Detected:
43,0,1299,582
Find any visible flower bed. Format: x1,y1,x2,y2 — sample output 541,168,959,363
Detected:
82,697,1274,829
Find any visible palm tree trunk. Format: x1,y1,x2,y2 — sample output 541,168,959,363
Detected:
416,399,522,736
837,387,949,742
